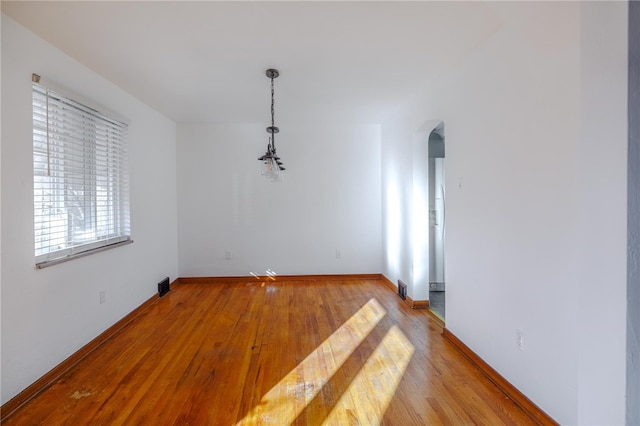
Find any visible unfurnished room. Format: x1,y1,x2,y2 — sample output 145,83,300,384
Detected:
1,1,638,425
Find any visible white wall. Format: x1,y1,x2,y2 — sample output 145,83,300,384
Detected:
0,12,4,394
381,120,414,294
381,2,628,424
1,15,179,404
577,2,628,424
177,123,381,277
627,3,640,424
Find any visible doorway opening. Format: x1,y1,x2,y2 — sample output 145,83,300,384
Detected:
428,123,445,320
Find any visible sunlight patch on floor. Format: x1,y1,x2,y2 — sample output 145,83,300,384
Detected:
236,298,387,425
322,325,415,425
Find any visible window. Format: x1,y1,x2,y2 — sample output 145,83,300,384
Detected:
32,81,131,267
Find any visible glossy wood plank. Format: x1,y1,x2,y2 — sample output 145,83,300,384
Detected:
0,286,167,422
442,328,557,425
3,278,545,425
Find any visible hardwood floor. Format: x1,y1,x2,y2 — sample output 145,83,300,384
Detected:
3,278,538,425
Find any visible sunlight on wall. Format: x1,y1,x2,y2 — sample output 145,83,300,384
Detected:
236,298,387,425
412,170,429,297
323,325,415,425
385,180,403,278
249,269,278,281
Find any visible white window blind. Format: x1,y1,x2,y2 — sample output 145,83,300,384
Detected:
33,82,131,267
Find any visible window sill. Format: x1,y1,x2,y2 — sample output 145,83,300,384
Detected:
36,239,134,269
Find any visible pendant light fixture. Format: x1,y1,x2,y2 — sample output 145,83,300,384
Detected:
258,68,285,181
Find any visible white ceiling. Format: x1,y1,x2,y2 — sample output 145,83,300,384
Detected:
2,1,504,124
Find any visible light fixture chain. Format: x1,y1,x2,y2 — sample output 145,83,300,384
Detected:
259,68,284,181
270,76,275,151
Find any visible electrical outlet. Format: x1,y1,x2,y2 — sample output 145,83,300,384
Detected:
336,249,341,259
99,290,106,304
516,329,524,351
225,250,232,260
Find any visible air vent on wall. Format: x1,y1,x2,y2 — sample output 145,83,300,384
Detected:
398,280,407,301
158,277,170,297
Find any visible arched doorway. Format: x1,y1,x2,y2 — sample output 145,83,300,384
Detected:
412,120,445,320
427,123,445,320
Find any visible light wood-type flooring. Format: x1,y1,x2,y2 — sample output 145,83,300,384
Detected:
3,278,537,425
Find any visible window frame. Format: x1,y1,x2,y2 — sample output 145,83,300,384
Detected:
32,79,132,268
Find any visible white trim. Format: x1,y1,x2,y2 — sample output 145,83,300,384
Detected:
36,239,134,269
